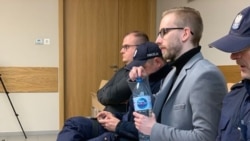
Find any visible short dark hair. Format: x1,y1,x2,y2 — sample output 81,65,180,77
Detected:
125,31,149,44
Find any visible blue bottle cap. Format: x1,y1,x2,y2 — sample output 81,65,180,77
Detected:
136,77,143,82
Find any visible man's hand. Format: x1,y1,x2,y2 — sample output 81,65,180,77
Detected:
133,112,156,135
97,111,120,132
129,66,148,81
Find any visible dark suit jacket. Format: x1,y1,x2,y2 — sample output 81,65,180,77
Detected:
97,67,131,114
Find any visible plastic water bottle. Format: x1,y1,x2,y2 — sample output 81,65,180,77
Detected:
132,77,152,141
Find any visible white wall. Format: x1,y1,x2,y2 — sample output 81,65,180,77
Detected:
156,0,250,65
0,0,59,134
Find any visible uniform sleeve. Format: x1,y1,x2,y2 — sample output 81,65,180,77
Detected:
115,121,138,140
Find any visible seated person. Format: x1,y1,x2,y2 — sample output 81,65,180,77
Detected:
97,31,149,114
56,42,172,141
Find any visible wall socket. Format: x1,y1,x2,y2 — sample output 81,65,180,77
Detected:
44,38,50,45
35,38,50,45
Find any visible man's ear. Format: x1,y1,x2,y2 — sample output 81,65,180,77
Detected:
154,57,162,66
182,27,192,42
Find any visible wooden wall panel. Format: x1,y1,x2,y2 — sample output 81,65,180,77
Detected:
118,0,156,67
217,65,241,83
0,67,58,93
62,0,156,119
63,0,119,118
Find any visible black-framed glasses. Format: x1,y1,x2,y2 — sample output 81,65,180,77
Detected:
158,27,194,38
121,45,138,51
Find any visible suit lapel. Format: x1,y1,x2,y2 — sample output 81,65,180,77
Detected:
166,68,187,102
153,53,204,117
166,53,203,102
153,67,176,117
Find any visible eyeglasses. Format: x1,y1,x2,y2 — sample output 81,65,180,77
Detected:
121,45,138,51
158,27,194,38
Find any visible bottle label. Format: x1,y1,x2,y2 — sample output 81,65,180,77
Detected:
133,95,152,111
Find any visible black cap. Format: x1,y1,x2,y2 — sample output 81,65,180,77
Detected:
126,42,162,69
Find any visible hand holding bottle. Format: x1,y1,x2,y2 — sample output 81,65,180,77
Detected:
133,111,156,136
132,77,152,141
129,66,148,81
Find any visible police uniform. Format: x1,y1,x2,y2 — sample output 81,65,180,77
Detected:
216,80,250,141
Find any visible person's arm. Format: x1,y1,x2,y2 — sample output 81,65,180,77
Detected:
115,121,138,140
97,68,131,105
129,66,148,81
115,97,138,140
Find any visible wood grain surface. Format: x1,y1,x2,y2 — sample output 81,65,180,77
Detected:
218,65,241,83
0,67,58,93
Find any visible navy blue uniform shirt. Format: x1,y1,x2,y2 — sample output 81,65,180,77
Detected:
217,80,250,141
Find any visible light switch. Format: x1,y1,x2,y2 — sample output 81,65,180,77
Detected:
35,39,44,45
